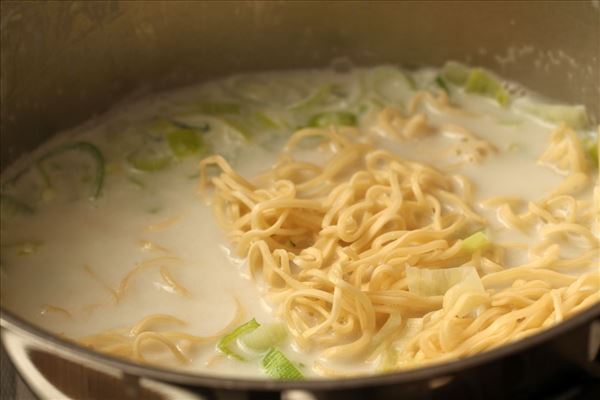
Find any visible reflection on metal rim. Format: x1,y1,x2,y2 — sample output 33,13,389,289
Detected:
1,302,599,391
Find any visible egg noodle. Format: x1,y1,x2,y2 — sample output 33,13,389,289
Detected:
197,104,599,373
76,254,245,364
4,61,599,379
78,300,244,365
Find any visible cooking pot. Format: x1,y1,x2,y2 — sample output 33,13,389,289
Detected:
1,1,599,399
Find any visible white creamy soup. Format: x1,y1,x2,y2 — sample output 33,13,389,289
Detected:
1,63,598,379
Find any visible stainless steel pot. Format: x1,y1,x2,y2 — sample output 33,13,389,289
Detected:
1,1,599,399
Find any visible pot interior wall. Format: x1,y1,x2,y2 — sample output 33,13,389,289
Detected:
1,2,600,396
1,0,598,169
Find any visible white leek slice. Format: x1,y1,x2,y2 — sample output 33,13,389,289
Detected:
395,318,424,349
217,318,260,360
406,265,484,297
368,66,416,104
238,323,287,352
406,266,488,317
227,75,307,107
514,98,589,130
289,80,362,112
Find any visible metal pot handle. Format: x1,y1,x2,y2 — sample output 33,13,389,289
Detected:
1,328,207,400
586,318,600,375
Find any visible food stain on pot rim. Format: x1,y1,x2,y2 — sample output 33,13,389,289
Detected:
0,62,598,379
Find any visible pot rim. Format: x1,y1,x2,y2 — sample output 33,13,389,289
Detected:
1,302,599,391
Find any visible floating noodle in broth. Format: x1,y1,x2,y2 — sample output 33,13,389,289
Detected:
1,63,598,378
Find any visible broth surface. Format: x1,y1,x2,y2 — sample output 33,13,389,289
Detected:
1,64,598,378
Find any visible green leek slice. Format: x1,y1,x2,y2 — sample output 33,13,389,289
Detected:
514,99,589,130
166,129,205,159
289,80,360,112
169,119,211,133
238,323,287,352
461,231,491,253
221,111,283,140
582,136,599,167
261,348,304,380
127,144,172,172
128,119,207,170
465,68,509,106
289,84,334,111
442,62,509,106
308,111,357,128
442,61,470,85
36,142,105,200
223,117,252,140
217,318,260,360
435,75,450,94
250,111,281,131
